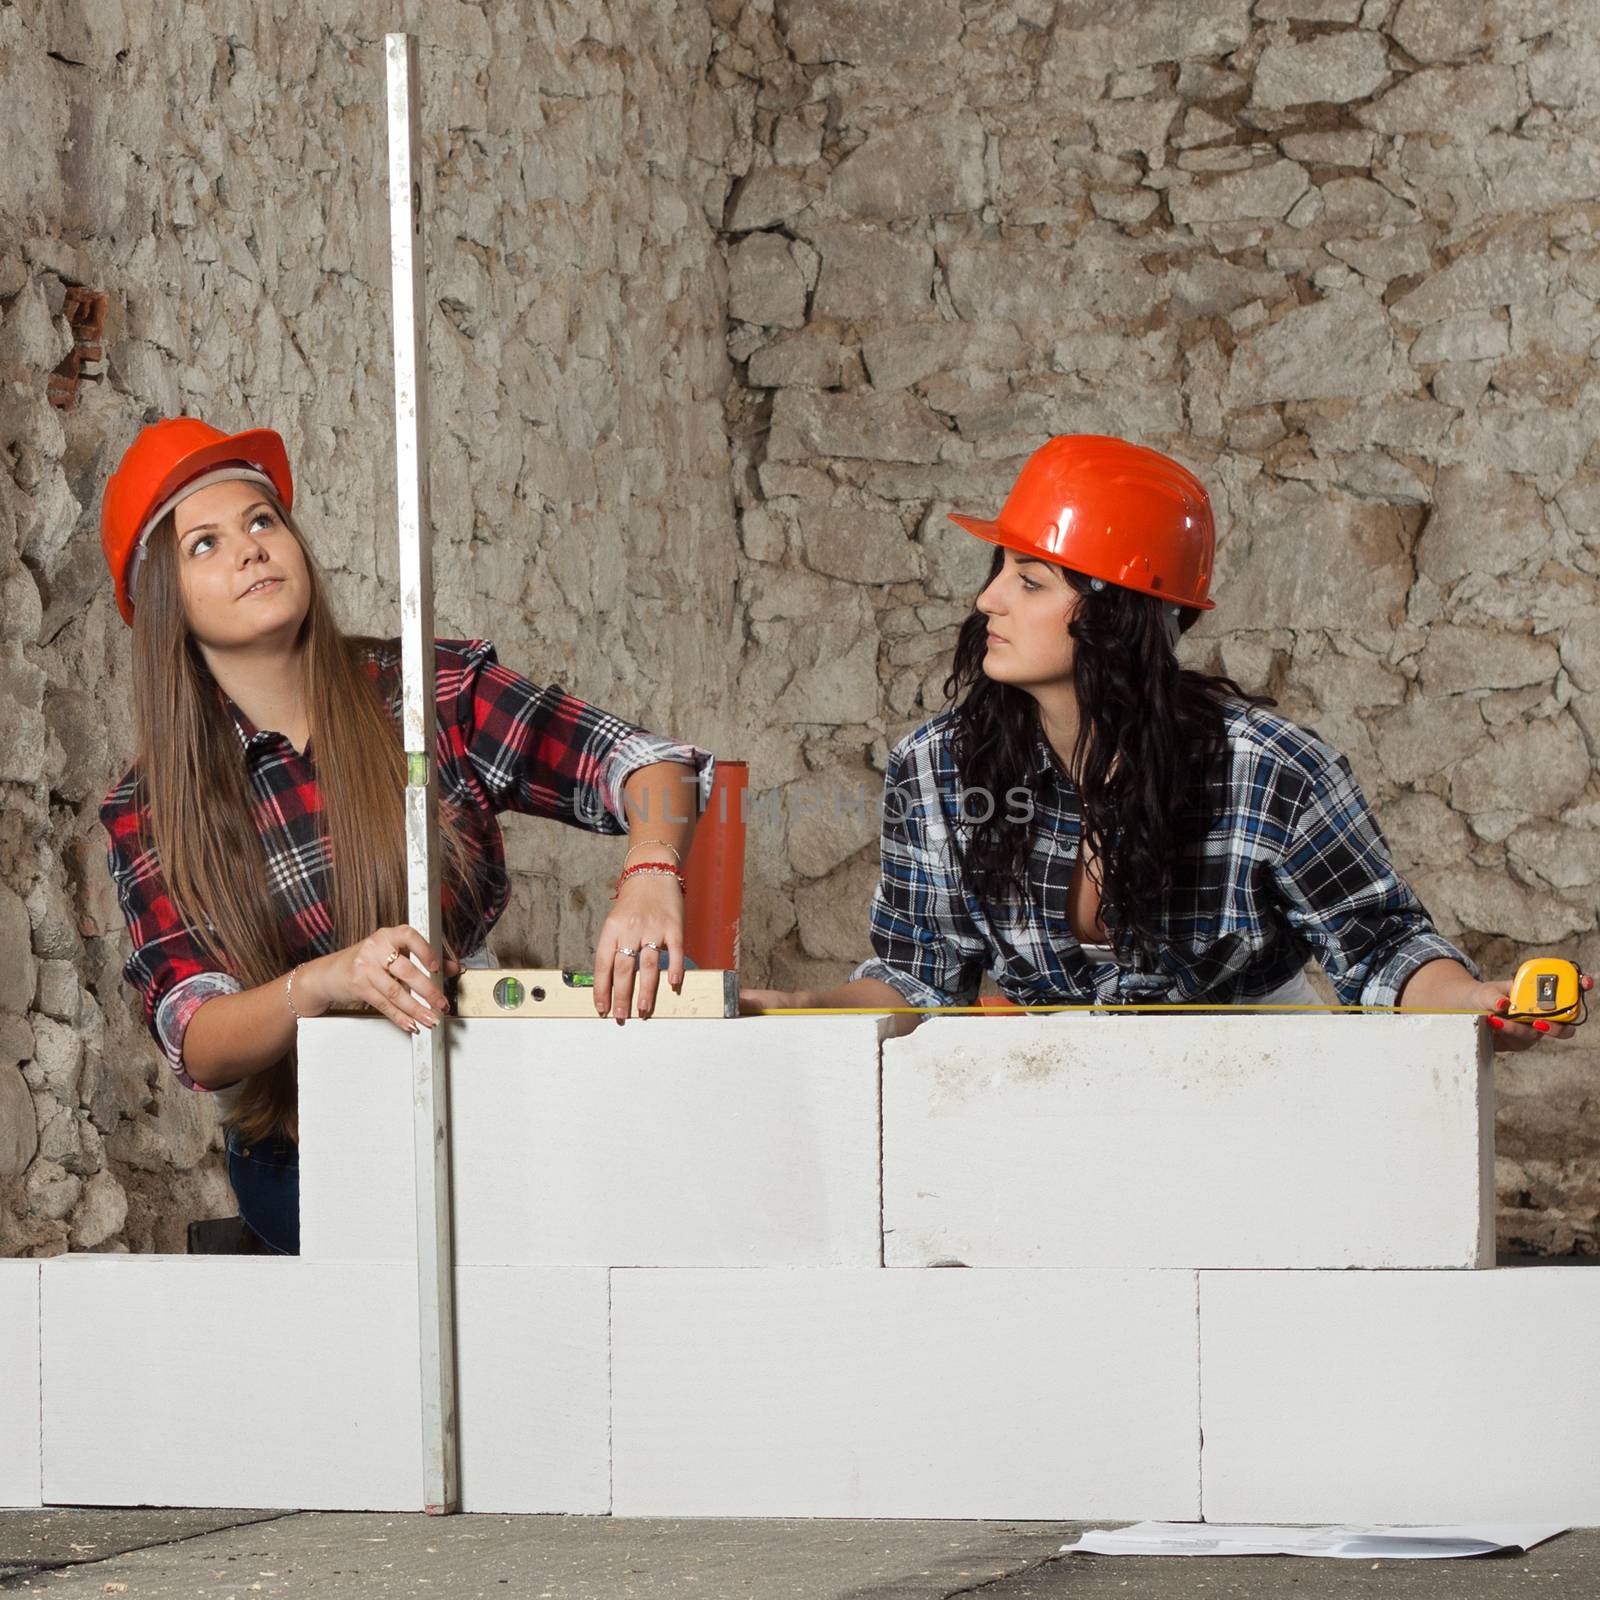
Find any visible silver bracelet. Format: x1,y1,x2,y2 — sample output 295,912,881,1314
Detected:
285,963,306,1022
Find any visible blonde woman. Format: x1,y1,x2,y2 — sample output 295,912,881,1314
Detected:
99,418,710,1253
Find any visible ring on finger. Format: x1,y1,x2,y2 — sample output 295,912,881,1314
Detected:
618,946,638,961
641,940,660,954
383,949,402,974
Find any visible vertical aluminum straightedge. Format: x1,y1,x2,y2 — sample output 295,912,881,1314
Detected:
386,31,459,1516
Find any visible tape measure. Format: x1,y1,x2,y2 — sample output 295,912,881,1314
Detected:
1504,958,1588,1027
775,961,1591,1024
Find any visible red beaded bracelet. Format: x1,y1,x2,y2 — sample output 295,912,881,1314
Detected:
612,861,687,898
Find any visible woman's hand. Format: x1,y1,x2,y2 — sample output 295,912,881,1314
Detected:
299,925,453,1035
1481,973,1594,1053
593,874,686,1023
1399,959,1592,1053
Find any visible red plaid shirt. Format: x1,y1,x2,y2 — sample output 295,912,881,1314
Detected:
101,638,713,1089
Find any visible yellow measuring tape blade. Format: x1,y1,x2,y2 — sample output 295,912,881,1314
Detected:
765,1003,1488,1016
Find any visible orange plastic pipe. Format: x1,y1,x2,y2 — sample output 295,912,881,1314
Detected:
683,760,747,970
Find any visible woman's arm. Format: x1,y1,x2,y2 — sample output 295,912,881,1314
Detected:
1397,957,1493,1014
618,758,700,861
447,642,714,836
442,642,715,1021
591,761,702,1021
180,925,454,1088
1398,956,1591,1052
103,786,260,1095
1268,743,1478,1006
742,977,908,1013
1265,742,1591,1052
178,979,299,1089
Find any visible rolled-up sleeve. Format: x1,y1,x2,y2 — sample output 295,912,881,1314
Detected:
154,972,244,1084
848,739,986,1009
1269,747,1478,1007
599,731,716,830
449,641,713,834
101,786,239,1091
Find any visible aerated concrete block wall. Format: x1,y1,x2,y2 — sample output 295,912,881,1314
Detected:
299,1012,1494,1271
11,1013,1600,1522
4,0,1600,1261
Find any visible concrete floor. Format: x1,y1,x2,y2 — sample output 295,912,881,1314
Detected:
2,1512,1596,1599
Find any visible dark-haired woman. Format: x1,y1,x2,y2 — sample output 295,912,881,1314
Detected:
744,434,1585,1050
99,418,711,1254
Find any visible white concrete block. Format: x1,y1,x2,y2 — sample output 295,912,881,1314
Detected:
611,1268,1200,1519
0,1260,40,1507
883,1014,1491,1269
299,1016,882,1266
1201,1268,1600,1523
41,1257,423,1510
457,1267,610,1513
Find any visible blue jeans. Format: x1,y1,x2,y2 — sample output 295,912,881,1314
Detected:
224,1129,300,1256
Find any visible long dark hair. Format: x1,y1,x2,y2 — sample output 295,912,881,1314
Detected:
945,547,1273,959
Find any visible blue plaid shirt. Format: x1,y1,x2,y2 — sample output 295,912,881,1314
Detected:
850,702,1474,1010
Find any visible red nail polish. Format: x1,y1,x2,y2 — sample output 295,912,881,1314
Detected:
1534,1020,1551,1033
1487,1016,1505,1031
1495,997,1510,1012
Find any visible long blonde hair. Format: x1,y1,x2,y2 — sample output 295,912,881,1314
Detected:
129,494,469,1142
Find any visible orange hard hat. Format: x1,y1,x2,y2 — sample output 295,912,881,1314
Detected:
100,417,294,625
948,435,1216,611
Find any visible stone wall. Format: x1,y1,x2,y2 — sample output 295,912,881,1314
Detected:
0,0,742,1254
713,0,1600,1255
4,0,1600,1257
